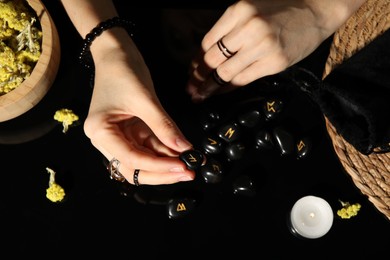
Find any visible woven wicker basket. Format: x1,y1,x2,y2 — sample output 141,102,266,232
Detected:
322,0,390,220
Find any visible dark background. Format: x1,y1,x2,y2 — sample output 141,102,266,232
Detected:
0,0,389,258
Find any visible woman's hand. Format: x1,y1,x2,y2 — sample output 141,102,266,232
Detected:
186,0,365,102
84,28,195,185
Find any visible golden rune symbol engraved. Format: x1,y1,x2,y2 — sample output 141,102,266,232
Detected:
297,140,305,151
188,154,197,162
208,138,217,145
176,203,187,212
267,101,276,113
224,128,235,139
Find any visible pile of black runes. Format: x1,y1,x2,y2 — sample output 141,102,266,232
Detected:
114,73,320,219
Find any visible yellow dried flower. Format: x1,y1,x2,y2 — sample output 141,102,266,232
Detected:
45,167,65,203
337,200,361,219
54,108,79,133
0,0,42,95
0,0,33,34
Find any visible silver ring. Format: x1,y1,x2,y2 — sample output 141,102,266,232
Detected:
108,158,126,182
133,169,140,186
213,70,228,85
217,37,236,58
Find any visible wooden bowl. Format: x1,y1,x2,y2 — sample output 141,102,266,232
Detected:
0,0,61,122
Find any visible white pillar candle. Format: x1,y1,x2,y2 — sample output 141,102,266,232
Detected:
289,195,334,239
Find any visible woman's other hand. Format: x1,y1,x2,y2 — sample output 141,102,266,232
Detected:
186,0,365,102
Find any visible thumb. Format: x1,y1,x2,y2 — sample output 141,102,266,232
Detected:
139,102,193,153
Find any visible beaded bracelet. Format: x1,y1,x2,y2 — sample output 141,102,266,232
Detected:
79,16,135,86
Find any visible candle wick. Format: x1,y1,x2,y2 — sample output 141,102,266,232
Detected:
309,212,315,218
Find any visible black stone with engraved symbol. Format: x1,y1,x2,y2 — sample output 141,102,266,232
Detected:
201,135,224,155
218,122,241,143
263,99,283,121
179,149,207,170
167,197,197,219
200,157,224,184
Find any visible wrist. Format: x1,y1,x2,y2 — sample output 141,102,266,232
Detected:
78,17,136,86
306,0,366,35
90,27,134,62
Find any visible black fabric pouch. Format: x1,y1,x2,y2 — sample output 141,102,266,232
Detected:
300,29,390,155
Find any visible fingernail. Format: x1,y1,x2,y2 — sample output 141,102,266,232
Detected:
179,175,194,182
169,167,185,173
176,137,193,151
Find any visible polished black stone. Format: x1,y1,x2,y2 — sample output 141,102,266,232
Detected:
237,110,262,128
225,141,246,161
218,121,241,143
272,126,295,156
263,98,284,121
179,149,207,170
167,197,197,219
232,175,256,197
296,136,312,159
201,135,224,155
199,110,221,131
254,129,275,150
200,157,224,184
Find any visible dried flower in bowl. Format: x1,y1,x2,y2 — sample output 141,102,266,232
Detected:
0,0,42,95
0,0,60,122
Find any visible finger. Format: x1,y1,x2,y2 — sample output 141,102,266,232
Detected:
142,134,179,156
122,167,196,186
91,123,191,176
103,151,196,186
188,37,241,102
188,40,232,86
189,25,288,100
187,36,239,100
204,36,239,72
207,17,276,81
135,101,193,153
189,69,233,103
121,118,179,157
229,53,290,86
200,2,252,50
187,9,242,89
104,158,195,185
188,49,204,75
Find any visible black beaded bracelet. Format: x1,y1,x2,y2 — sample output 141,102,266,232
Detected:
79,16,135,86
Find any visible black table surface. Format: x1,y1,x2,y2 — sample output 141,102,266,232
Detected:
1,1,389,258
